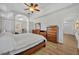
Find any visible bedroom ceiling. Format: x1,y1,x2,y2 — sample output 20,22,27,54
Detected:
0,3,74,18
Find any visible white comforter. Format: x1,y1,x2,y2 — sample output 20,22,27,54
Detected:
0,32,46,55
14,33,46,50
0,32,16,54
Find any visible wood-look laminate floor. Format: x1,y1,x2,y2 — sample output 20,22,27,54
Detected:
33,34,78,55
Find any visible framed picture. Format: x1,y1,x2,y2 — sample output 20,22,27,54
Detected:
35,23,41,30
75,21,79,30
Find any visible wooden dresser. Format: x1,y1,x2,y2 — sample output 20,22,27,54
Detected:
32,29,40,34
47,26,58,43
32,29,47,38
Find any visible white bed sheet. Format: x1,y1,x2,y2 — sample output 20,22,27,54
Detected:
9,33,46,55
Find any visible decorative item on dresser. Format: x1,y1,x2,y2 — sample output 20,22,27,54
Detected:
47,25,58,43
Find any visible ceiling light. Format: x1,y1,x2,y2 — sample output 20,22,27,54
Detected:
29,7,34,11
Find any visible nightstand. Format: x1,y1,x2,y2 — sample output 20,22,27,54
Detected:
40,30,47,38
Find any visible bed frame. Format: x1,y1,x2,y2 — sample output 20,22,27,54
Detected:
16,40,46,55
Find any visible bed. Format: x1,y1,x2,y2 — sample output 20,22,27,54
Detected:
0,32,46,55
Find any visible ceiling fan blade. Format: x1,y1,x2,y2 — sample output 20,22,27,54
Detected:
24,8,29,10
30,3,33,6
34,4,38,7
34,9,40,11
24,3,29,6
32,11,34,13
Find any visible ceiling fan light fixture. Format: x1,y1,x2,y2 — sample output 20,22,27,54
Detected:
29,7,35,12
24,3,40,13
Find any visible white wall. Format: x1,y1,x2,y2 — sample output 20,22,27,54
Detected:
64,23,75,35
0,17,2,33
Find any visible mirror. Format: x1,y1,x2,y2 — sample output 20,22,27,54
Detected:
35,23,41,30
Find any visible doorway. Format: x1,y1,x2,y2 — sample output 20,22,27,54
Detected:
63,16,78,54
15,14,28,33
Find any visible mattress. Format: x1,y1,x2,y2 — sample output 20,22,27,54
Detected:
9,33,46,55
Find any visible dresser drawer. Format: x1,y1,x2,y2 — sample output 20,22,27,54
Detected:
47,34,56,37
47,35,56,38
47,32,56,35
47,28,57,30
47,37,57,43
47,30,57,33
